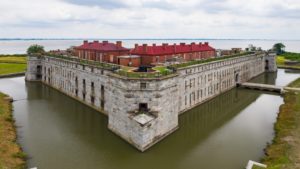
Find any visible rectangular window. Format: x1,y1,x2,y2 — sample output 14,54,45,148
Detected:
101,101,104,109
91,96,95,105
91,82,95,93
75,77,78,87
83,93,86,100
140,82,147,89
101,85,104,101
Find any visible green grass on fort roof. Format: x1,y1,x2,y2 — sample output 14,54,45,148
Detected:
252,166,266,169
120,66,135,72
152,66,169,73
116,70,164,78
116,66,173,78
170,52,254,69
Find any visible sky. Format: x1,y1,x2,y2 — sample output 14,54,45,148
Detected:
0,0,300,39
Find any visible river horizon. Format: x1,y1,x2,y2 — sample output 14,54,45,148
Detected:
0,39,299,54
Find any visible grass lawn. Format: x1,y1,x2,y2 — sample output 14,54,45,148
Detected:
279,52,300,62
287,78,300,88
0,92,26,169
0,55,27,76
152,66,170,73
252,166,266,169
0,63,27,75
120,66,135,72
0,56,27,64
116,65,174,78
276,56,286,65
259,78,300,169
276,52,300,70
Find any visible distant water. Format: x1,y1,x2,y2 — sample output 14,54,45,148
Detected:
0,39,299,54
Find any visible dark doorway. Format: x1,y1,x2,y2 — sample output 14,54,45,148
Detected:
235,74,239,84
139,103,148,112
265,60,269,70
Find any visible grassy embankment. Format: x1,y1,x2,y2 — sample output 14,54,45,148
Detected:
276,52,300,69
253,78,300,169
0,92,26,169
0,55,27,76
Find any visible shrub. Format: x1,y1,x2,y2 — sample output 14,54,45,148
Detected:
27,44,45,55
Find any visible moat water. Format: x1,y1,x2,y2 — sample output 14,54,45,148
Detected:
0,69,299,169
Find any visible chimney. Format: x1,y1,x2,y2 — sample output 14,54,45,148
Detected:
103,41,108,45
191,42,195,45
199,42,202,46
83,40,88,45
180,43,185,46
162,43,168,50
173,43,177,53
116,41,122,48
143,44,148,53
204,42,209,45
153,43,156,47
94,40,99,44
135,44,139,49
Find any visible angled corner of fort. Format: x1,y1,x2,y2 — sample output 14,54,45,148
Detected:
24,40,277,152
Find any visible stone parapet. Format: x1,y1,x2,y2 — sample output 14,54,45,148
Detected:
25,52,277,151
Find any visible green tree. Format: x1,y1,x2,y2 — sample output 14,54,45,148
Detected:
27,44,45,55
273,43,285,55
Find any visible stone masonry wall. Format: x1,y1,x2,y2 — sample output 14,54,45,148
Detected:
177,53,266,114
25,52,276,152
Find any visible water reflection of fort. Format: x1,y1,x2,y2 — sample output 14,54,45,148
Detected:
175,71,277,145
23,72,280,169
25,71,278,147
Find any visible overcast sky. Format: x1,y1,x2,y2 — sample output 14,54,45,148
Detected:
0,0,299,39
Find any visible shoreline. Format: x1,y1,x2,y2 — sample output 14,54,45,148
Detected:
278,65,300,70
0,72,25,79
258,78,300,169
0,92,26,169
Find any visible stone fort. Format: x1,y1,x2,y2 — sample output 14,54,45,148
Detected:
25,42,277,151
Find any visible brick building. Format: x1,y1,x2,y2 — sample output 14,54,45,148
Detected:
118,55,141,67
130,42,216,66
74,41,216,67
74,40,130,64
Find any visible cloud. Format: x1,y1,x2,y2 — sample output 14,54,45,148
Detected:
0,0,299,39
63,0,127,8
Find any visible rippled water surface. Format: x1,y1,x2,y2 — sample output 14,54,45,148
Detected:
0,69,299,169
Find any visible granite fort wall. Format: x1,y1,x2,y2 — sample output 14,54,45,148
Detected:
176,53,266,114
25,52,276,151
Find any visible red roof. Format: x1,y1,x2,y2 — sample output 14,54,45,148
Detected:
130,42,215,56
75,41,129,52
